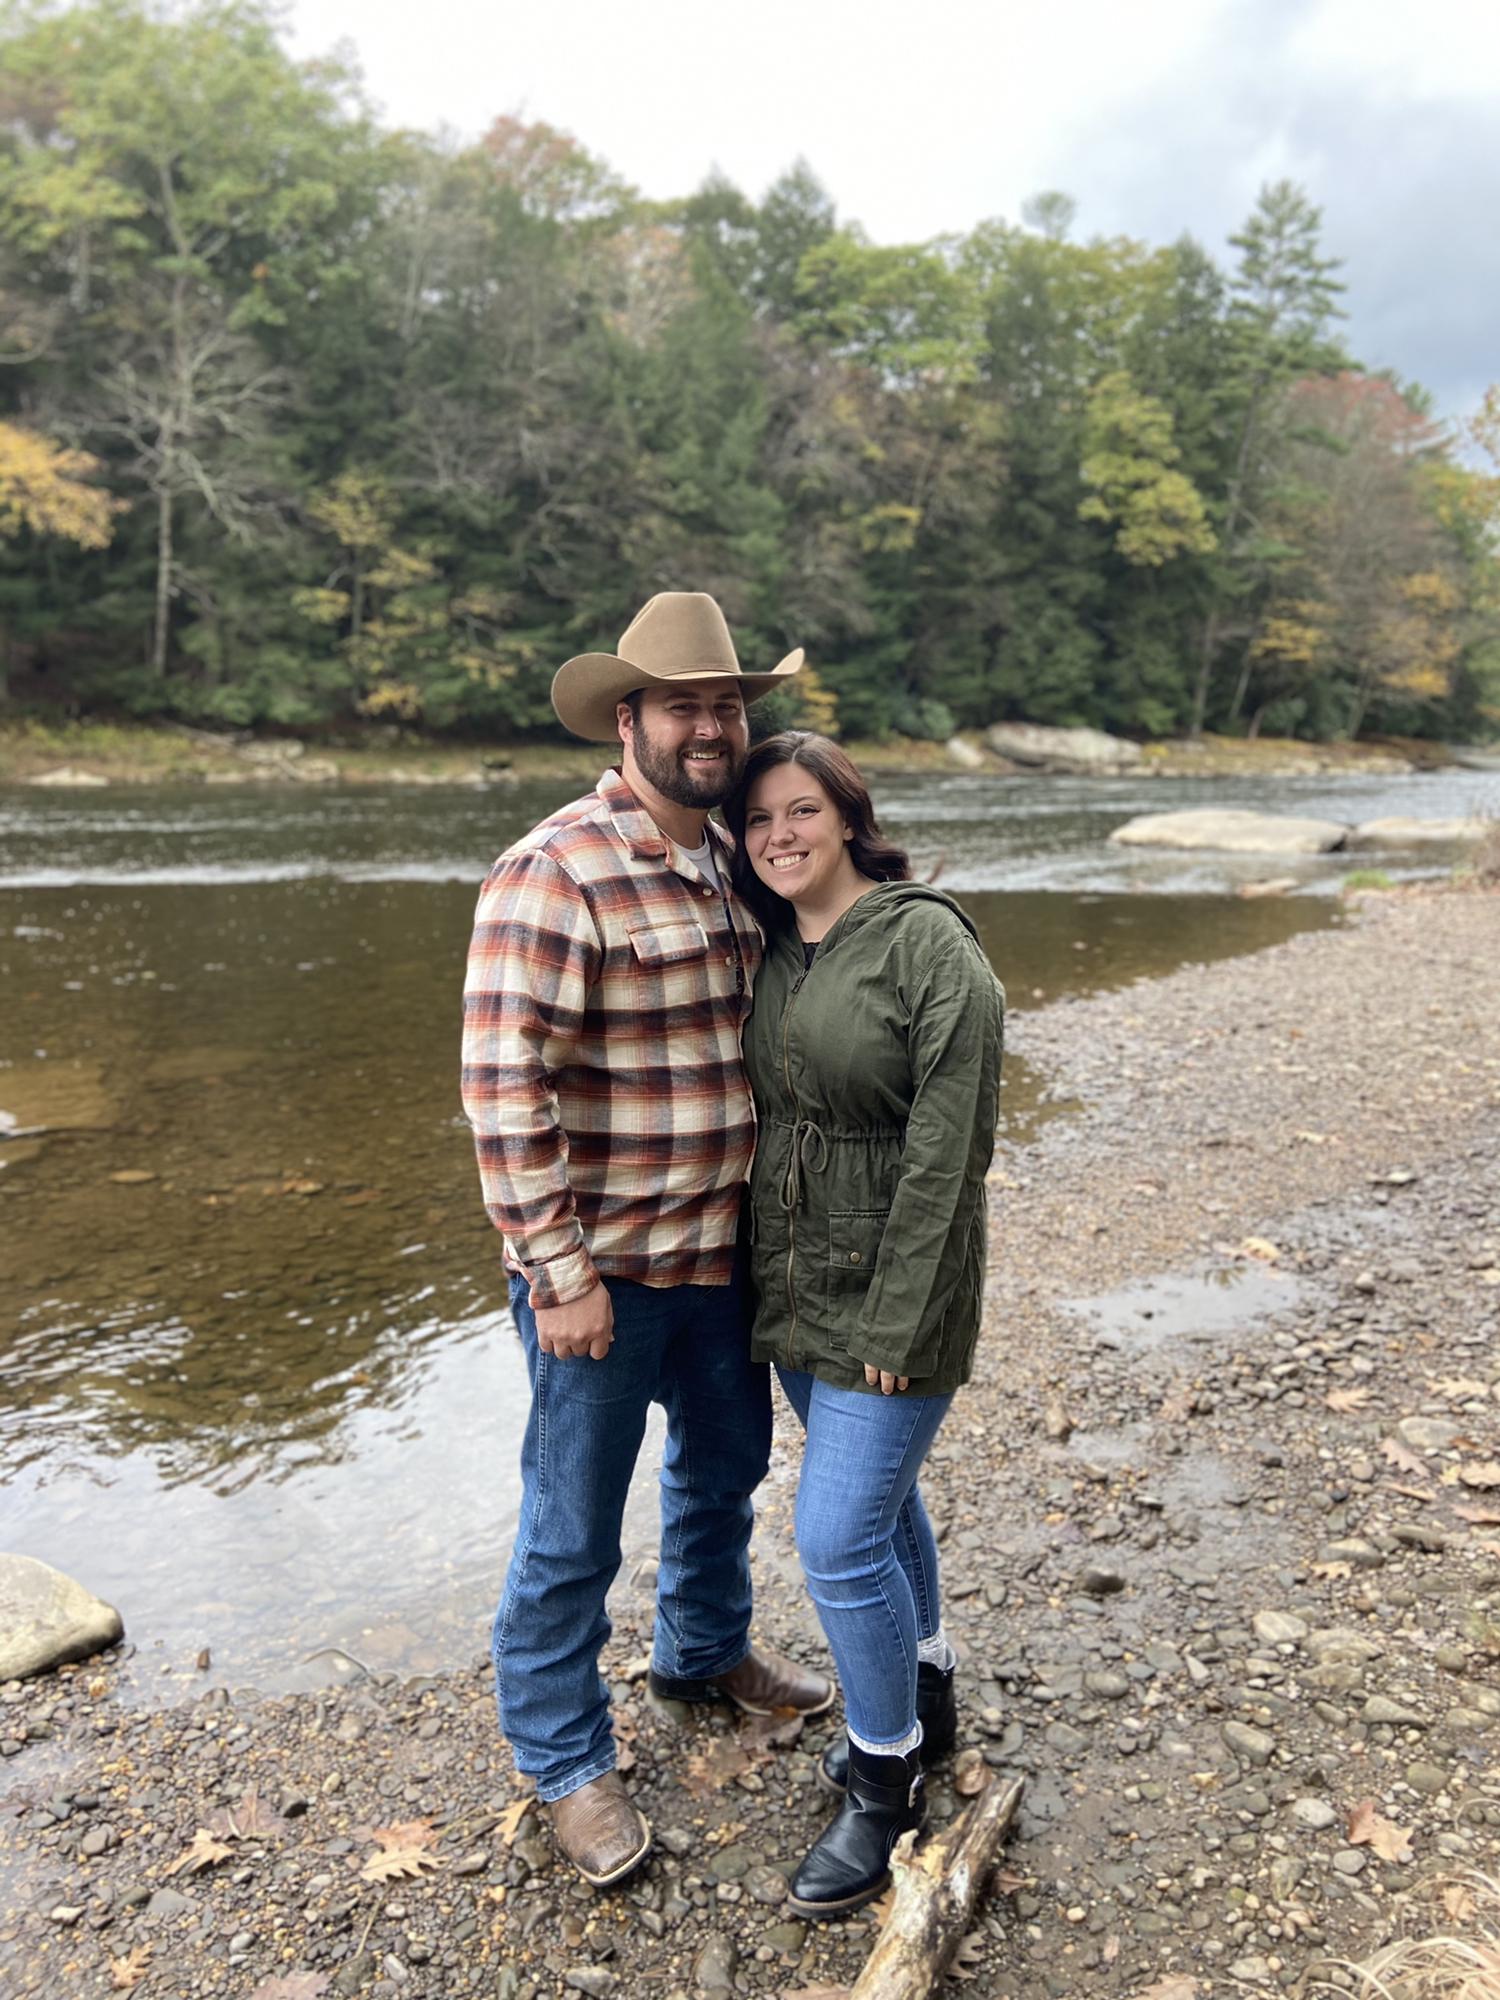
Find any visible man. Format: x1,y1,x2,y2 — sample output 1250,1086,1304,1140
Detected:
461,592,832,1889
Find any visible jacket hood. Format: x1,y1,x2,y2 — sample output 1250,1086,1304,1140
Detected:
808,879,980,951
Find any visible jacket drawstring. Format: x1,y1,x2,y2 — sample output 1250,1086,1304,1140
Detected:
779,1118,828,1212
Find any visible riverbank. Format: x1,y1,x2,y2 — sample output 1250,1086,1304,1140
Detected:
0,717,1465,789
3,886,1498,2000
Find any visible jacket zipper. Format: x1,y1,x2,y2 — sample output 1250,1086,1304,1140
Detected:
781,962,809,1371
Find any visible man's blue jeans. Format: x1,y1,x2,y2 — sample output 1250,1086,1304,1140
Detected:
496,1270,771,1802
777,1367,952,1748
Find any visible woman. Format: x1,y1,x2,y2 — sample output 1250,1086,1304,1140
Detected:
724,732,1004,1917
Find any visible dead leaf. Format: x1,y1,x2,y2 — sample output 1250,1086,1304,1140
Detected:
247,1978,331,2000
210,1785,278,1840
1238,1236,1280,1262
1434,1378,1491,1401
1102,1933,1122,1964
163,1828,234,1876
1475,1540,1500,1558
742,1708,806,1751
1453,1503,1500,1525
281,1176,324,1195
496,1797,532,1848
615,1740,637,1774
110,1944,152,1990
1442,1883,1476,1924
109,1169,157,1185
1382,1483,1435,1503
1346,1798,1414,1863
361,1817,440,1883
195,1647,211,1672
1459,1460,1500,1489
952,1747,988,1798
679,1737,762,1799
990,1866,1028,1896
1379,1435,1428,1478
361,1844,439,1883
1132,1981,1199,2000
948,1931,987,1981
1325,1386,1373,1413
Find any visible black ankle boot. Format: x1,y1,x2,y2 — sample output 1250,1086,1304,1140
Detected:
819,1662,957,1794
788,1739,926,1916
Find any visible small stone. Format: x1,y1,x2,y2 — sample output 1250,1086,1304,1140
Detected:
49,1906,84,1926
1045,1721,1089,1755
1291,1798,1337,1830
1333,1848,1368,1876
691,1933,738,1994
1222,1722,1275,1766
762,1922,806,1953
79,1826,111,1857
1252,1611,1308,1646
1363,1695,1426,1728
1077,1565,1126,1597
1084,1670,1130,1699
1390,1523,1449,1553
1229,1956,1274,1984
1395,1416,1462,1451
1406,1762,1449,1796
563,1972,615,1999
1318,1539,1384,1569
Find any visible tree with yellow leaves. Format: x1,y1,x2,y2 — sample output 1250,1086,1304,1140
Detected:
0,421,118,549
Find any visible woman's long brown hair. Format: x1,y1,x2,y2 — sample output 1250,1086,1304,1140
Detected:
723,731,910,932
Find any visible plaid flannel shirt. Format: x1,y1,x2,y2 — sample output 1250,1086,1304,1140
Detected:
461,768,763,1308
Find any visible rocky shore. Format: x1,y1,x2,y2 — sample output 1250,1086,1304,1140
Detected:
3,887,1498,2000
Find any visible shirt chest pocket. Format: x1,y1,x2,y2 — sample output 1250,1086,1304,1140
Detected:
628,920,711,968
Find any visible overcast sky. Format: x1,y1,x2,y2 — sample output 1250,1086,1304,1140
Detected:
285,0,1498,423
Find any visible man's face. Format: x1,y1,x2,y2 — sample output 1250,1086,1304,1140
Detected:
618,681,749,810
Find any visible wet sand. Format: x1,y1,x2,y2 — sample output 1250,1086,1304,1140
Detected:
3,885,1498,2000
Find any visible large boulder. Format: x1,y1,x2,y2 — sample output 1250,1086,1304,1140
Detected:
1348,817,1487,847
944,735,986,770
0,1555,123,1679
985,723,1143,773
1110,809,1349,855
27,767,108,788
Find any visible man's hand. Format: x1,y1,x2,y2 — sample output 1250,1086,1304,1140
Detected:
534,1282,614,1361
863,1363,910,1396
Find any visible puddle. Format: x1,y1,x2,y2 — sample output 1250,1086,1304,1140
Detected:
1063,1258,1300,1352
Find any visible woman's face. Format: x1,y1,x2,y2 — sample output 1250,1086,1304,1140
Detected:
742,763,855,905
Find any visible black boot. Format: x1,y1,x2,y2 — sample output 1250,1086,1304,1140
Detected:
788,1739,926,1917
819,1662,957,1794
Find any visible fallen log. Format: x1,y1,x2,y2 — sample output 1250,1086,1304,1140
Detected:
848,1774,1025,2000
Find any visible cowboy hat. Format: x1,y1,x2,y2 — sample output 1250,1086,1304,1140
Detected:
551,591,804,742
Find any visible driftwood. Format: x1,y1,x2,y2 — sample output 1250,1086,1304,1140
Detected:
848,1774,1025,2000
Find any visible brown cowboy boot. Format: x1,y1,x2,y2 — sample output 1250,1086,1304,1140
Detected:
549,1772,651,1888
649,1644,834,1717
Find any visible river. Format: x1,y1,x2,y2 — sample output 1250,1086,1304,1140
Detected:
0,764,1493,1697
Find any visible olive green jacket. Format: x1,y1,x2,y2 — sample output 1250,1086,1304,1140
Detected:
744,882,1004,1394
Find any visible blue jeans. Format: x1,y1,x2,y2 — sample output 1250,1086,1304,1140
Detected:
777,1367,952,1747
496,1270,771,1802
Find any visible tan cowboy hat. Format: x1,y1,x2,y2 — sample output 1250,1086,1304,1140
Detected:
551,591,804,742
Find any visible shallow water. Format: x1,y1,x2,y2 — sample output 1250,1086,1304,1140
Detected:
0,765,1445,1694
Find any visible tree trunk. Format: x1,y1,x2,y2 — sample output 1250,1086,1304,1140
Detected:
152,483,173,678
848,1776,1024,2000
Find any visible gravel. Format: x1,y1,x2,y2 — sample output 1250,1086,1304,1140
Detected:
3,886,1498,2000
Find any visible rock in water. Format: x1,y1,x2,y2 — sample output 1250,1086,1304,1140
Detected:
1349,817,1486,846
985,723,1143,773
1109,810,1349,854
0,1555,123,1679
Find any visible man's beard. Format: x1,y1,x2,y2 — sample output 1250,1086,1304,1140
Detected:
631,716,745,808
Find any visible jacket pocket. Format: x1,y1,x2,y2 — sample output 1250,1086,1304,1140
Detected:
825,1208,889,1350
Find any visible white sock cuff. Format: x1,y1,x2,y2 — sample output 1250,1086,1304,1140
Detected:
847,1719,924,1758
916,1628,956,1671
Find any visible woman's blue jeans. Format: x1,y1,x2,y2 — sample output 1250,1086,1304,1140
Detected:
777,1366,952,1747
497,1270,771,1802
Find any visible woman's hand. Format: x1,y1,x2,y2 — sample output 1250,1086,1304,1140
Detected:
864,1363,909,1395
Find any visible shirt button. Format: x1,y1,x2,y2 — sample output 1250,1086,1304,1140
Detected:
724,955,734,967
848,1250,862,1265
702,888,714,898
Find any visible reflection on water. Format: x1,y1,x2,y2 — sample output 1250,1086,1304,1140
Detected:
0,779,1342,1693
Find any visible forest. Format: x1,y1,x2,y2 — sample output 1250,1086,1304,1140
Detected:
2,0,1498,745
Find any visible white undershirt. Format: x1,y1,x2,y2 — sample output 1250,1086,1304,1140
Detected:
681,831,721,891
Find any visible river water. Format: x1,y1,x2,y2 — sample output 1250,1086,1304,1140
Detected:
0,766,1493,1697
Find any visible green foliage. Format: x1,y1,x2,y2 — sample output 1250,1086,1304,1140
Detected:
0,1,1491,744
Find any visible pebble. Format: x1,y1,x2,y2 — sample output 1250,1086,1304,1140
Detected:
1291,1798,1338,1830
1332,1848,1368,1876
562,1972,615,1998
1252,1611,1308,1646
1405,1762,1449,1796
691,1934,738,1993
1222,1722,1276,1766
1077,1565,1126,1597
1363,1694,1426,1727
